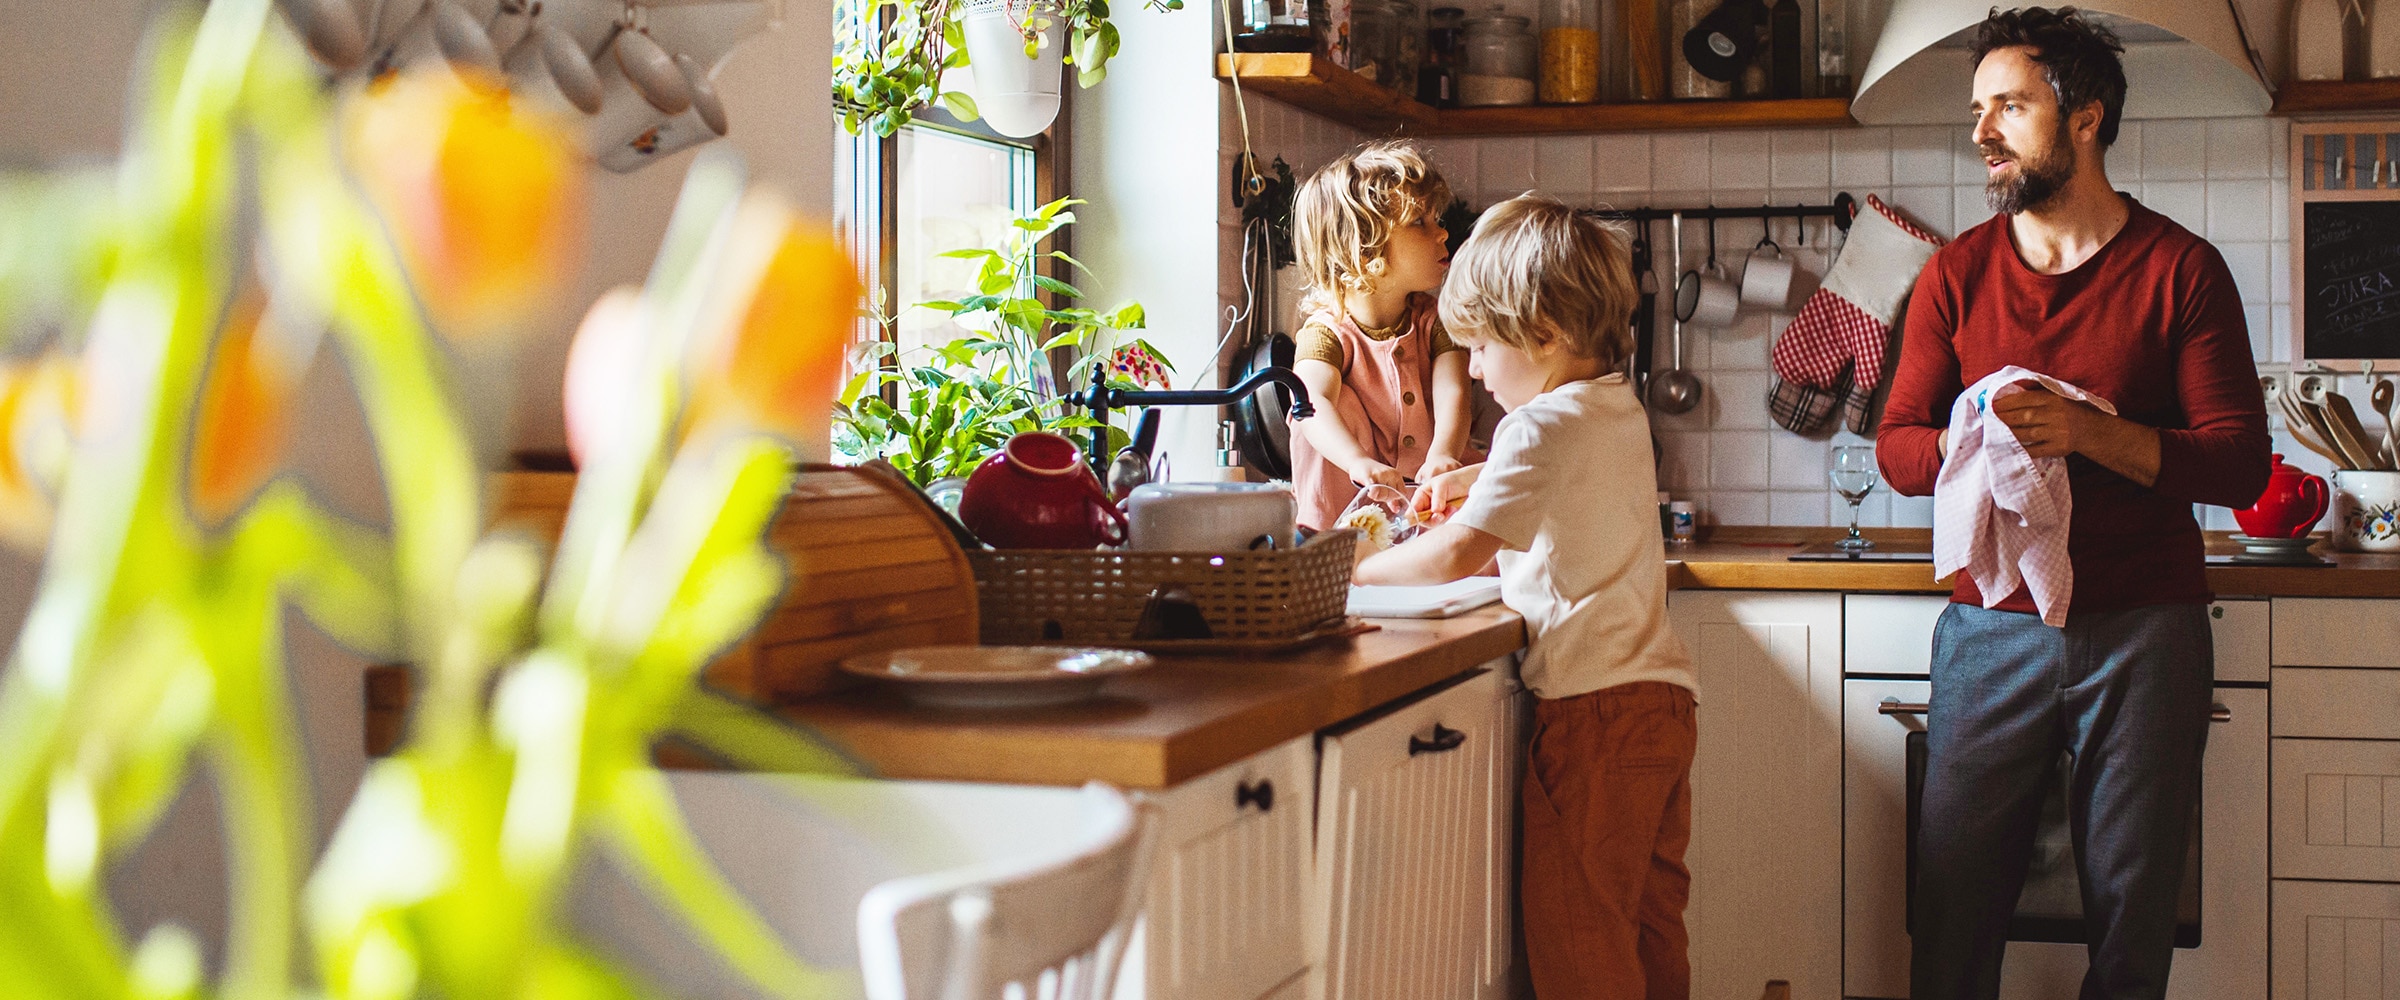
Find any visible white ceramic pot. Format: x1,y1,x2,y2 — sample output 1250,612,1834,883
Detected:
2333,469,2400,553
958,0,1064,138
1123,482,1298,552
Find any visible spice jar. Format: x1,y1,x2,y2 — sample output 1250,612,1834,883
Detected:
1419,6,1465,106
1540,0,1599,103
1345,0,1399,86
1459,10,1536,106
1387,0,1425,98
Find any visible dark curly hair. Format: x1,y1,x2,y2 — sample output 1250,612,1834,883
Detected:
1970,7,2128,146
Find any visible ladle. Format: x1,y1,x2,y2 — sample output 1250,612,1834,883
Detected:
1648,211,1703,414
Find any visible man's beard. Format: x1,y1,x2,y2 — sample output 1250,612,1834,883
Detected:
1983,129,2076,215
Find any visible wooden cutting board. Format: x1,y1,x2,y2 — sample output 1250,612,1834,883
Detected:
374,464,978,751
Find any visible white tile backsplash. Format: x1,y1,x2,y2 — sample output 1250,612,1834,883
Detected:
1221,110,2293,527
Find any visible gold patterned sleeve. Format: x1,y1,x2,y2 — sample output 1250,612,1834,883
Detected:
1294,321,1348,370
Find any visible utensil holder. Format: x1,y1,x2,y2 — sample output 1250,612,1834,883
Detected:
966,528,1358,646
2334,469,2400,552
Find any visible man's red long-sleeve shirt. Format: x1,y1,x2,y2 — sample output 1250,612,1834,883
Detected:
1877,197,2271,615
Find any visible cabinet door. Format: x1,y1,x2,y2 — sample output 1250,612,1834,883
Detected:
2273,738,2400,883
1130,735,1316,1000
2272,879,2400,999
2274,599,2400,668
1312,669,1507,1000
1668,590,1843,1000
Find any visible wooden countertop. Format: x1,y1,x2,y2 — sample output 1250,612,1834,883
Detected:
765,606,1528,790
1667,527,2400,598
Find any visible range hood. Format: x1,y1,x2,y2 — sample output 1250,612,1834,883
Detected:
1851,1,2272,125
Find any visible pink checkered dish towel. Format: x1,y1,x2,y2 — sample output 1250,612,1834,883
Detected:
1933,366,2119,628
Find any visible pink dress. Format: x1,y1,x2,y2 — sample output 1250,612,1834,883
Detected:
1289,295,1441,530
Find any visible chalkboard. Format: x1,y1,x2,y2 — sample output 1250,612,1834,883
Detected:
2303,199,2400,361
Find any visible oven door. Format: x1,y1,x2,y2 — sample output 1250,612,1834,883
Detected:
1842,682,2266,1000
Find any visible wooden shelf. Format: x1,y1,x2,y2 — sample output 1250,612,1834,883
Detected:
2274,79,2400,116
1217,53,1856,137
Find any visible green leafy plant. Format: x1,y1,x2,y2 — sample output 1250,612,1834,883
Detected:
834,197,1171,485
831,0,1182,136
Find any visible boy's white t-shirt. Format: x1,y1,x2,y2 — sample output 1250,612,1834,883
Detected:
1448,374,1697,700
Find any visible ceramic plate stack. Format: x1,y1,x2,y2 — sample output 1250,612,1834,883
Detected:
2225,534,2323,565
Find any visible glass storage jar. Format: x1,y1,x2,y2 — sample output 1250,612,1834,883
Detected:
1387,0,1424,98
1540,0,1599,103
1458,10,1536,106
1419,6,1464,106
1344,0,1399,87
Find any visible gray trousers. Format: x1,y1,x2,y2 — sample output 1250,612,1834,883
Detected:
1910,602,2214,1000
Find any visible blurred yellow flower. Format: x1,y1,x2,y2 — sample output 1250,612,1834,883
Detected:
0,351,77,551
348,69,584,341
688,192,860,453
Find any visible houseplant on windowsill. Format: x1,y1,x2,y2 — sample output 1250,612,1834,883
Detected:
833,197,1171,486
832,0,1183,138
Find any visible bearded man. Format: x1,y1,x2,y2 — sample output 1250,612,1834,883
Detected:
1875,8,2269,1000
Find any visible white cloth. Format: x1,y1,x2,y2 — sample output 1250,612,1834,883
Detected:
1449,375,1696,699
1933,366,2119,627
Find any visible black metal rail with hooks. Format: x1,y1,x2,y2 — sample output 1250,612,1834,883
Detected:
1580,192,1860,232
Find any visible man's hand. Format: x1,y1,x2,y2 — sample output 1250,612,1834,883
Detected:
1990,386,2098,459
1988,383,2163,486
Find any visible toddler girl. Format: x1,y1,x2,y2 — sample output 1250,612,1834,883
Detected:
1287,141,1475,530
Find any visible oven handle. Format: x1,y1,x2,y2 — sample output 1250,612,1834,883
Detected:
1877,699,2232,723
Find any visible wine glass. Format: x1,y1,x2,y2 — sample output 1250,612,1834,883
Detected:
1829,445,1879,552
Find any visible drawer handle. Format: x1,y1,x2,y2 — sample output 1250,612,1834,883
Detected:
1409,723,1467,756
1236,779,1274,813
1876,699,2234,723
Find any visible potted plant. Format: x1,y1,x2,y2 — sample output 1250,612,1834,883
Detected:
835,197,1172,485
832,0,1182,138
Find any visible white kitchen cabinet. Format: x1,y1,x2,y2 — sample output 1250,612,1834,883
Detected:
1668,590,1844,1000
1843,594,1951,676
2271,879,2400,998
2274,598,2400,668
1310,665,1519,1000
2273,738,2400,883
1122,735,1317,1000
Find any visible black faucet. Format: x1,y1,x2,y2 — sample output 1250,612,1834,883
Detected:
1061,363,1316,475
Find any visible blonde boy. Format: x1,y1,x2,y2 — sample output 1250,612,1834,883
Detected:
1354,195,1698,1000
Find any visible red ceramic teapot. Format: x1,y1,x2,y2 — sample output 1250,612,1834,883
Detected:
2235,453,2330,539
958,432,1130,549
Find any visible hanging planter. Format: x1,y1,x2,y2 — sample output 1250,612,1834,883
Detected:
957,0,1065,137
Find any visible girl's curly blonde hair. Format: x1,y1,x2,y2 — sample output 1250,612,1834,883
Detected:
1290,141,1452,317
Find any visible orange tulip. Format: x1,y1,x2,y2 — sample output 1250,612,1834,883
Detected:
348,69,584,341
687,194,861,453
190,285,307,523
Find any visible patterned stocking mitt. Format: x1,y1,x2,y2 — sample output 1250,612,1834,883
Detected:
1767,194,1945,435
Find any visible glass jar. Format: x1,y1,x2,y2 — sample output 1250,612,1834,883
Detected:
1419,6,1464,106
1345,0,1399,87
1235,0,1316,51
1459,10,1536,106
1540,0,1599,103
1387,0,1424,98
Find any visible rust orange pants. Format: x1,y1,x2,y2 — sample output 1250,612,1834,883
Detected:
1520,681,1698,1000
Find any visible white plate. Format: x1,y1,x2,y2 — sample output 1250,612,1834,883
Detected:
1347,579,1504,619
838,645,1154,709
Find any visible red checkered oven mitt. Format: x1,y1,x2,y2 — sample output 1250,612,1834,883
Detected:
1768,194,1944,435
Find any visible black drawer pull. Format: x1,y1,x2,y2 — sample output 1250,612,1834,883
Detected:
1236,779,1274,813
1409,723,1467,756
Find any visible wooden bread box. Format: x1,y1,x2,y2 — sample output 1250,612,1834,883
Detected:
368,464,978,753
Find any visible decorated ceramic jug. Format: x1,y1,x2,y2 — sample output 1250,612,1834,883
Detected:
2235,453,2330,539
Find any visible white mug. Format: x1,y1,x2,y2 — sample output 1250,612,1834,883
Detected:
1740,241,1795,308
1124,482,1298,552
2334,469,2400,552
1675,261,1741,328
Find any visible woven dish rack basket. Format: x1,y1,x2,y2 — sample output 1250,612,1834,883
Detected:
966,528,1358,645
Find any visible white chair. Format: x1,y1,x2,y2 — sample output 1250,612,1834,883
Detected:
856,782,1154,1000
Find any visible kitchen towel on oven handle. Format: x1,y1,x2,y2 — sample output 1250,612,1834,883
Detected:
1767,194,1945,435
1934,366,2117,627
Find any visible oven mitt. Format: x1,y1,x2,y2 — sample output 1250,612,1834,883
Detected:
1767,194,1945,435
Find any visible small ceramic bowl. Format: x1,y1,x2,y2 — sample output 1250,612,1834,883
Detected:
839,645,1153,709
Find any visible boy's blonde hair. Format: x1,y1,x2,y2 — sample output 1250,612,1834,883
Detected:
1290,141,1452,311
1438,195,1637,369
